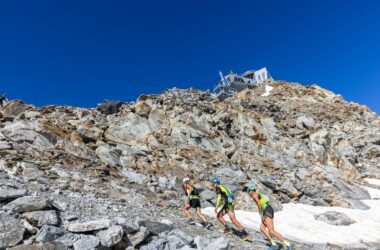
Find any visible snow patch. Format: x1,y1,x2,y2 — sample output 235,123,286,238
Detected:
363,185,380,199
261,85,273,97
364,178,380,187
203,179,380,246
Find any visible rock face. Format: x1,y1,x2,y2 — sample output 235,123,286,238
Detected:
0,81,379,250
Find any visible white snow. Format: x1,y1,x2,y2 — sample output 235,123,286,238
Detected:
261,85,273,97
202,179,380,247
363,185,380,199
364,178,380,187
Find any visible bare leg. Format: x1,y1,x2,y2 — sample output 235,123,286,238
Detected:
195,208,208,222
217,210,227,226
264,217,286,242
227,211,244,231
183,204,192,218
260,221,272,240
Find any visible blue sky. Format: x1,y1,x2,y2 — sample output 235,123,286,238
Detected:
0,0,379,113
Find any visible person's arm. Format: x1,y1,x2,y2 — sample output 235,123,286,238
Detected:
252,193,263,219
182,185,190,199
214,186,223,213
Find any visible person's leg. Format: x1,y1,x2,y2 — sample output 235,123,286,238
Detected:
264,217,286,242
265,216,292,248
260,220,272,240
262,217,278,247
195,207,208,222
218,210,232,234
227,210,244,231
183,203,192,219
227,209,249,239
217,210,227,225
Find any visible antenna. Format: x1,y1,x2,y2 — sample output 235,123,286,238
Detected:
219,71,227,86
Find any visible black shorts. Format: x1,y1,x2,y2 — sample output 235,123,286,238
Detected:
263,205,274,219
190,199,201,208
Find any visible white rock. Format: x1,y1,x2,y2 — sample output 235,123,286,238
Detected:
67,219,112,233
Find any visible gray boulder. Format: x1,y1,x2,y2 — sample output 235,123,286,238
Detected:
18,162,47,181
279,181,302,198
7,242,68,250
128,226,150,247
315,211,355,226
194,236,211,249
114,217,139,234
104,113,151,145
1,100,28,119
296,115,316,130
22,210,59,227
139,239,166,250
54,233,80,247
0,186,27,201
168,229,193,244
138,220,173,235
96,225,124,247
204,237,230,250
77,124,103,142
0,211,25,249
67,219,112,232
0,141,12,150
215,167,247,184
0,121,55,151
364,145,380,159
73,234,100,250
36,225,65,243
167,235,187,249
121,170,145,184
95,143,121,167
3,196,50,213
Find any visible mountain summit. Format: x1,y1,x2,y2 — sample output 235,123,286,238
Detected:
0,81,379,249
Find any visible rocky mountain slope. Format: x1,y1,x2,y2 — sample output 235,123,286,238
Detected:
0,81,379,250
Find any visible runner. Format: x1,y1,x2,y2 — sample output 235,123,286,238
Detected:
211,177,249,240
243,184,293,250
182,177,212,228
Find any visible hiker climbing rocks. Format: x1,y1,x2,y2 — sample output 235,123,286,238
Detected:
182,177,212,229
243,184,293,250
211,178,249,240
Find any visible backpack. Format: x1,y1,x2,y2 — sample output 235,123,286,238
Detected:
220,185,234,204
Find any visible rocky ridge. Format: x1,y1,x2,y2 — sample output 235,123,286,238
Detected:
0,81,379,249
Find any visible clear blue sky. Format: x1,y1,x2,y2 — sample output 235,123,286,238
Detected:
0,1,379,113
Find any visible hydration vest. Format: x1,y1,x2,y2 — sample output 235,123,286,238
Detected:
258,193,270,210
186,186,200,200
218,184,234,204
